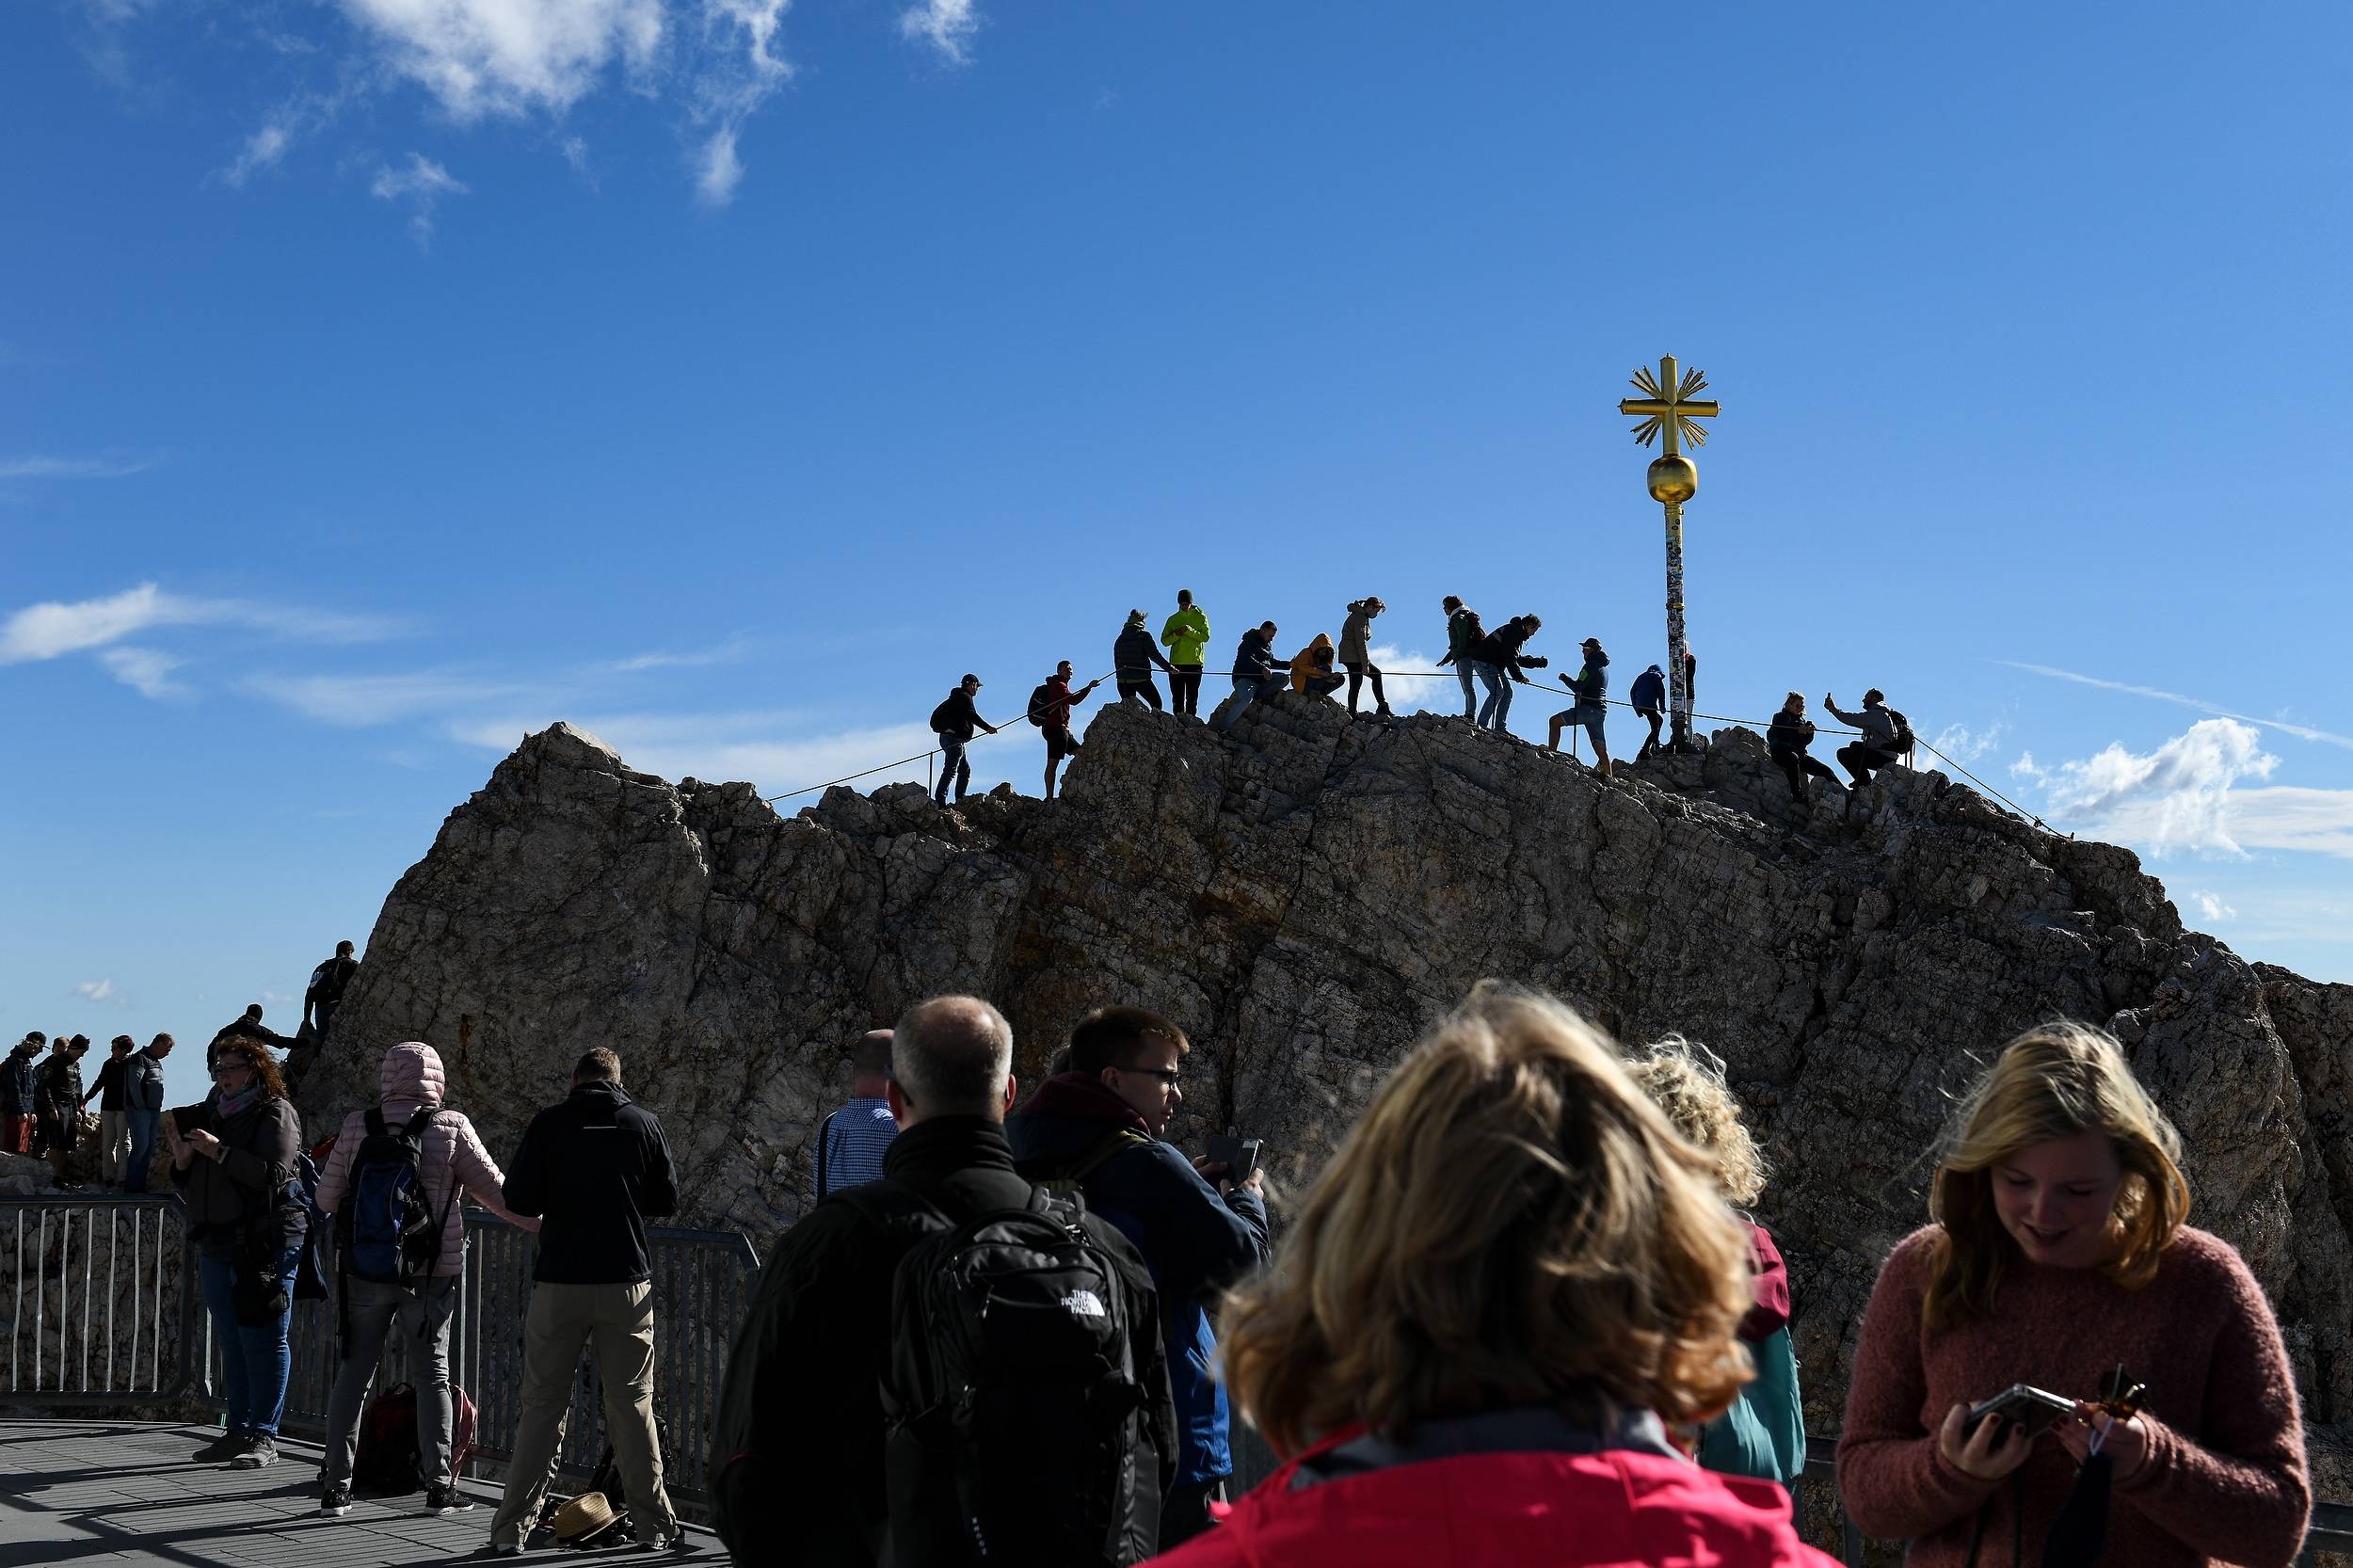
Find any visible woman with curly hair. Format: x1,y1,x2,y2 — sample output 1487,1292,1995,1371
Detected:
167,1036,307,1471
1147,984,1833,1568
1837,1021,2310,1566
1627,1036,1806,1486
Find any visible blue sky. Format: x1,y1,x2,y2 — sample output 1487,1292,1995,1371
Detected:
7,1,2350,1110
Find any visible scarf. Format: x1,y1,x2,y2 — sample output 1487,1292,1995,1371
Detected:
216,1082,262,1119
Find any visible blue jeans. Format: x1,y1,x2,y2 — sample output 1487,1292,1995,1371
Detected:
1453,663,1477,718
935,734,970,803
1473,663,1512,730
199,1244,301,1436
124,1108,159,1193
1209,674,1285,733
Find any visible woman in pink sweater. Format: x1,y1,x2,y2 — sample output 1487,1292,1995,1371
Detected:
1837,1021,2309,1567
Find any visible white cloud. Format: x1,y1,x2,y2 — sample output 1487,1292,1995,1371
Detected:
0,455,150,480
248,668,536,727
452,709,956,796
372,152,469,246
99,646,187,699
688,1,792,207
597,633,753,673
1929,720,2005,764
695,124,745,205
2187,890,2237,923
334,0,665,121
0,583,403,664
2003,661,2353,752
899,0,977,64
223,120,294,186
1363,644,1458,715
2033,718,2277,857
73,979,126,1007
2217,788,2353,858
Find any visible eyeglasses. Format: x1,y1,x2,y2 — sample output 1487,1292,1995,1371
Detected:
1118,1066,1181,1084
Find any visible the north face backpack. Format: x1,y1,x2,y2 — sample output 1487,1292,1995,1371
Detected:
335,1108,453,1287
353,1379,479,1496
843,1186,1159,1567
1025,682,1057,728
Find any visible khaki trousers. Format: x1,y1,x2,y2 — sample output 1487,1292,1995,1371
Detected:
99,1110,131,1184
488,1280,677,1548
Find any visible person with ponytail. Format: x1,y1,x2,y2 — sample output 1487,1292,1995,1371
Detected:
1837,1021,2309,1566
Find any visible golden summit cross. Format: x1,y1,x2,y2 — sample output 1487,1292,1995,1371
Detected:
1612,352,1721,753
1618,354,1719,457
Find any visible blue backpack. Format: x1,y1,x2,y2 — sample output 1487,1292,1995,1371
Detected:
287,1151,330,1301
334,1108,454,1288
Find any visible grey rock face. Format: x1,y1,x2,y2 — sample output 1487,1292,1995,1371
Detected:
296,702,2353,1459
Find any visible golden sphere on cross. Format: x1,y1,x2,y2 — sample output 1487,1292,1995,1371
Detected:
1647,454,1697,504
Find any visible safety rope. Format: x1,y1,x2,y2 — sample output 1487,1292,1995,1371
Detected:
763,671,1115,802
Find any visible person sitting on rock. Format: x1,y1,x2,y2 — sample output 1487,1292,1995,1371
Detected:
1151,985,1836,1568
1825,688,1900,787
1289,633,1345,700
1631,662,1667,760
1037,659,1100,802
1337,598,1393,718
1546,636,1612,777
1436,596,1482,720
1768,693,1838,806
1114,609,1177,711
1838,1021,2310,1568
1467,614,1546,734
1209,621,1287,733
1626,1036,1806,1486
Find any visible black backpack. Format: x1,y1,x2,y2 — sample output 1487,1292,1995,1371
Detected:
839,1186,1159,1567
1886,707,1915,758
334,1108,454,1288
930,697,959,734
1025,682,1056,728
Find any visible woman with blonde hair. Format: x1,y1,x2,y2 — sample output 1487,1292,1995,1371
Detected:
1838,1021,2309,1566
1627,1036,1806,1487
1148,984,1833,1568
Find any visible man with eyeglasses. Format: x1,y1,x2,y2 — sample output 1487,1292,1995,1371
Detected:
1008,1005,1270,1550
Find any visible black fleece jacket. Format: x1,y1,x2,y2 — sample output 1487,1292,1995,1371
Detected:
503,1080,680,1285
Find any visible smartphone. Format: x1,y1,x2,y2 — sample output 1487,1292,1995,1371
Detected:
1205,1133,1262,1180
1966,1384,2075,1435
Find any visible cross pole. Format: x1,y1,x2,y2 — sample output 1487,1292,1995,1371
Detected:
1618,354,1720,751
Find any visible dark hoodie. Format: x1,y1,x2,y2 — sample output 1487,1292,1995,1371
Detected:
1567,647,1610,710
1630,664,1667,712
503,1080,679,1285
1006,1073,1271,1486
1114,620,1176,681
1468,617,1545,677
1232,627,1279,681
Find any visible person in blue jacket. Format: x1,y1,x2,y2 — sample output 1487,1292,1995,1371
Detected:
1630,662,1668,760
1007,1005,1271,1551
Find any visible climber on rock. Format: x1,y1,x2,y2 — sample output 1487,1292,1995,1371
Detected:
1768,693,1838,806
928,674,998,808
1034,660,1098,802
1631,661,1667,760
1208,621,1287,734
1826,688,1903,788
1547,637,1612,777
1436,596,1483,721
1160,590,1211,719
1114,609,1176,711
1467,613,1546,734
1289,632,1345,700
1337,598,1392,717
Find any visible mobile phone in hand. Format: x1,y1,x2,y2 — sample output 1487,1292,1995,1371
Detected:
1205,1132,1262,1180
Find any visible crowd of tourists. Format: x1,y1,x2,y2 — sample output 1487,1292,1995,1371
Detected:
922,591,1915,808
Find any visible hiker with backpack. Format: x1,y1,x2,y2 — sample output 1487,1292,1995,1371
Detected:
929,674,999,808
487,1048,685,1556
166,1036,308,1470
1160,590,1211,718
1008,1006,1272,1550
1033,660,1101,802
1435,597,1481,720
1115,609,1178,710
1825,688,1910,788
712,995,1176,1567
313,1041,538,1519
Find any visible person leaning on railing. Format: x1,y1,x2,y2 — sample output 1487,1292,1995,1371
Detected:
166,1035,308,1472
1836,1021,2312,1568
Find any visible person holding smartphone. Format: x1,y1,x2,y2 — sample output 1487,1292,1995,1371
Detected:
1836,1023,2310,1566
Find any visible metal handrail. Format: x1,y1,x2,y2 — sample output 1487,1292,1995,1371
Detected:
3,1194,759,1508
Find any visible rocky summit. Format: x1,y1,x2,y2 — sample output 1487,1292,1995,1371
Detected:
296,694,2353,1461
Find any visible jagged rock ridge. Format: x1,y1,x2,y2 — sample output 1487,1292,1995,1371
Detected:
296,696,2353,1462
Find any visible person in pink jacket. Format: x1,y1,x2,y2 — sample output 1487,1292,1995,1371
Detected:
312,1041,537,1519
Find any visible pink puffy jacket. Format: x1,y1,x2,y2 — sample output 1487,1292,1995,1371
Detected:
315,1041,537,1275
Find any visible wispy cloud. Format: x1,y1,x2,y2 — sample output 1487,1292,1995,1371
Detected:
899,0,978,64
372,153,469,247
2187,890,2237,923
688,1,792,208
596,633,755,673
0,455,151,480
1929,720,2006,764
248,668,538,727
334,0,665,121
99,646,188,699
452,709,949,795
2016,717,2353,860
0,583,404,664
2002,661,2353,752
223,120,294,186
73,979,127,1007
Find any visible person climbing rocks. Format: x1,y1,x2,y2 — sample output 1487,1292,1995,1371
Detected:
1208,622,1287,733
1631,662,1667,760
1337,598,1393,717
1113,609,1176,710
1547,637,1612,777
1826,688,1902,787
1436,596,1482,720
1160,590,1211,719
928,673,999,807
1036,660,1098,801
1768,693,1838,806
1289,632,1345,699
1467,613,1546,734
305,941,360,1042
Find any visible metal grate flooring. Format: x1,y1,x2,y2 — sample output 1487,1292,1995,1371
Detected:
0,1421,726,1567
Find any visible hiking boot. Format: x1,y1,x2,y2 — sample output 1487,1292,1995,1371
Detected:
227,1433,277,1469
320,1483,353,1517
425,1484,476,1516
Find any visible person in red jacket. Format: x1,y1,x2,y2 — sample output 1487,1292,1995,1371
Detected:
1039,659,1099,802
1146,984,1836,1568
1836,1021,2310,1568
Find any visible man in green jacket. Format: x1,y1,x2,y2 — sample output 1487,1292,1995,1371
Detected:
1160,589,1211,718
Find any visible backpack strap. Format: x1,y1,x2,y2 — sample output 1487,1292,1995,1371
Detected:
814,1109,839,1200
364,1106,388,1140
1064,1128,1155,1185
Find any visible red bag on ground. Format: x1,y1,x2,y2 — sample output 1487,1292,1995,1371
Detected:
353,1381,480,1495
